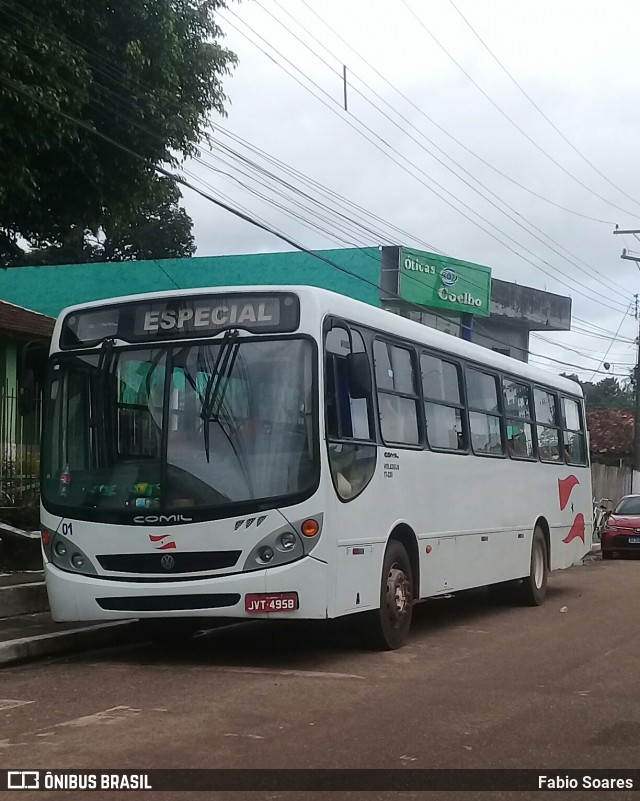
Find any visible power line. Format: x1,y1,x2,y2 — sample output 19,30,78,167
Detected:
0,71,614,375
220,9,631,312
585,302,633,381
398,0,640,221
6,0,632,312
0,9,421,271
446,0,640,212
297,0,617,227
256,0,631,301
212,126,447,253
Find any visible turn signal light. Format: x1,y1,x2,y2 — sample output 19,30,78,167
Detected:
41,530,51,546
301,519,319,537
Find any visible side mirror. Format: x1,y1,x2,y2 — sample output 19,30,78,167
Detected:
346,352,372,399
18,340,49,417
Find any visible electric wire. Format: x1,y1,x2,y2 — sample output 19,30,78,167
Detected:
0,72,624,375
446,0,640,211
586,304,634,381
220,9,631,312
1,9,632,372
399,0,640,220
4,0,631,313
296,0,617,227
265,0,630,299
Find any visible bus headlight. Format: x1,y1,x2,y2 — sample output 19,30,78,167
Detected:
71,553,86,570
259,546,275,563
241,514,324,572
50,532,98,576
243,525,304,571
279,532,297,550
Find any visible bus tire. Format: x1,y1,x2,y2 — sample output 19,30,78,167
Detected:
364,540,414,650
518,527,548,606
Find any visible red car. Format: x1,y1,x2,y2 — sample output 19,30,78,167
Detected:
601,494,640,559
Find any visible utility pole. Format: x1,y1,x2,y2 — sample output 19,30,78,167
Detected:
635,294,640,478
613,228,640,478
343,65,348,111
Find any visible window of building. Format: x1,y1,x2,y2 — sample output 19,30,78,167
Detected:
421,353,466,451
466,368,503,455
562,396,588,465
373,340,420,446
503,378,535,459
534,388,561,462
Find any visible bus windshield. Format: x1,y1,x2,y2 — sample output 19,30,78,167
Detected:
42,337,317,519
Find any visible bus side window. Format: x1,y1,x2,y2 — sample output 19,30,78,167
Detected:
561,396,588,465
421,353,466,451
325,326,376,500
503,378,535,459
534,388,561,463
373,340,420,446
325,328,372,440
466,368,504,455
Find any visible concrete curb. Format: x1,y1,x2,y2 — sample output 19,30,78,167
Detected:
0,621,139,668
0,581,48,618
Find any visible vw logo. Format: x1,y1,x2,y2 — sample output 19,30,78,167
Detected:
440,267,458,286
160,554,175,570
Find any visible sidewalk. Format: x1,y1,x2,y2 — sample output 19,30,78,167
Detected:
0,612,137,667
0,570,138,667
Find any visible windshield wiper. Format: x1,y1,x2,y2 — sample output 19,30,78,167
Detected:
200,330,240,462
96,338,116,466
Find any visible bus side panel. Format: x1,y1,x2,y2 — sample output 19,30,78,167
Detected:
328,448,592,614
548,464,592,570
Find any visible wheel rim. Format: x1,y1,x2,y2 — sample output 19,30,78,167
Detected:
533,541,545,589
385,562,412,630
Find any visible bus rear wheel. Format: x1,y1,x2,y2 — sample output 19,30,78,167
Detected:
518,527,548,606
364,540,414,650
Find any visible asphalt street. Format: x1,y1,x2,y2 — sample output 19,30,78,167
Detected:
1,554,638,800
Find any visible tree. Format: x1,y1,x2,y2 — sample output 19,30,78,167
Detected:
25,177,195,264
561,373,635,409
0,0,236,265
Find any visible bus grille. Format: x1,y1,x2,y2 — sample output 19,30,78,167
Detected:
96,594,241,611
96,551,241,574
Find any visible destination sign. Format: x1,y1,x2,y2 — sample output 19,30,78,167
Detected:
61,293,300,348
136,298,280,335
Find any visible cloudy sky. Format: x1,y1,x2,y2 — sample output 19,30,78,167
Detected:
180,0,640,381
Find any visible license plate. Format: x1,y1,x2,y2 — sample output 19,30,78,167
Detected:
629,538,640,544
245,592,299,613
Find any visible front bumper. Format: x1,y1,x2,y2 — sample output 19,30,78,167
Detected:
601,530,640,556
45,556,329,622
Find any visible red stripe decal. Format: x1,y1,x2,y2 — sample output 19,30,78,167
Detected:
563,513,585,544
157,542,177,550
558,475,579,511
149,534,169,542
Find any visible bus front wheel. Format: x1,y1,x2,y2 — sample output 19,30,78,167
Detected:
518,527,548,606
364,540,414,650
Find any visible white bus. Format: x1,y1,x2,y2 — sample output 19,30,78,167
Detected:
27,286,592,649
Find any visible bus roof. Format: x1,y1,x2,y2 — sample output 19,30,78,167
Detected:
55,284,583,397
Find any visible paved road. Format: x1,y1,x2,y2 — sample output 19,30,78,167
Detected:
1,555,639,800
